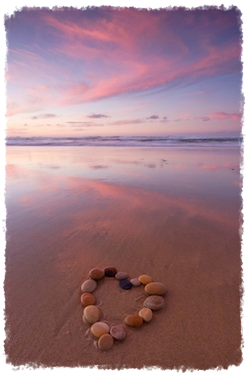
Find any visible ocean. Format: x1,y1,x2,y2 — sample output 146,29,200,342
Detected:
6,135,242,147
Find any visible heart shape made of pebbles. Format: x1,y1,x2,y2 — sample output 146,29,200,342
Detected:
80,267,167,351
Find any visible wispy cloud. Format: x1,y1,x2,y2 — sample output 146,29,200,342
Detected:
6,8,241,116
146,115,168,122
103,115,170,126
66,121,103,127
200,116,210,122
200,112,242,121
31,113,57,120
109,119,145,126
209,112,242,121
87,114,109,119
147,115,159,120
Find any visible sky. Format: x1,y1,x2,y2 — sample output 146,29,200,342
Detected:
4,5,243,138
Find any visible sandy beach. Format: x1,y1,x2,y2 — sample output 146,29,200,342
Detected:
4,145,242,369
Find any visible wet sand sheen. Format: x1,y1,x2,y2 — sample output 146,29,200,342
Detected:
4,146,242,369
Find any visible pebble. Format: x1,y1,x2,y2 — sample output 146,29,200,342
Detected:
83,305,100,324
90,322,110,339
81,279,97,293
89,268,105,280
110,325,127,340
97,333,114,351
119,279,133,290
104,267,117,277
144,282,167,296
80,293,96,307
115,271,129,280
130,278,141,287
124,314,143,327
143,295,164,311
138,274,152,285
138,307,153,322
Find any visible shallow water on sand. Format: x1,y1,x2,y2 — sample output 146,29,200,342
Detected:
5,146,242,369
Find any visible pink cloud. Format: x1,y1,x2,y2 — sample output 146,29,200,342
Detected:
5,72,11,79
42,28,183,104
38,8,180,57
200,112,242,121
108,119,145,126
17,10,150,78
6,9,242,116
209,112,242,121
55,40,241,108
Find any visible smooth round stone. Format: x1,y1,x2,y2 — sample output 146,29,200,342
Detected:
104,267,117,277
97,333,114,351
110,325,127,340
81,279,97,293
90,322,110,339
119,279,133,290
89,268,105,280
139,307,153,322
143,295,164,311
130,278,141,287
83,305,100,324
145,282,167,296
124,314,143,327
115,271,129,280
138,274,152,285
80,292,96,307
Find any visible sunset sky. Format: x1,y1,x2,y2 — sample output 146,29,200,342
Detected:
5,6,243,137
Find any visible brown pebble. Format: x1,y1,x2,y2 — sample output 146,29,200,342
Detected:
124,314,143,327
81,279,97,293
90,322,110,339
138,274,152,285
98,333,114,351
89,268,105,280
139,307,153,322
80,293,96,307
145,282,167,296
83,305,100,324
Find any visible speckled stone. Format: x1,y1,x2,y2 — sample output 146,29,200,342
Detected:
130,278,141,287
89,268,105,280
124,314,143,327
110,325,127,340
81,279,97,293
90,322,110,339
80,292,96,307
104,267,117,277
138,307,153,322
119,279,133,290
115,271,129,280
138,274,152,285
83,305,100,324
97,333,114,351
145,282,167,295
143,295,164,311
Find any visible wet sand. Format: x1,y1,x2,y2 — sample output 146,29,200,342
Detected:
4,146,242,369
